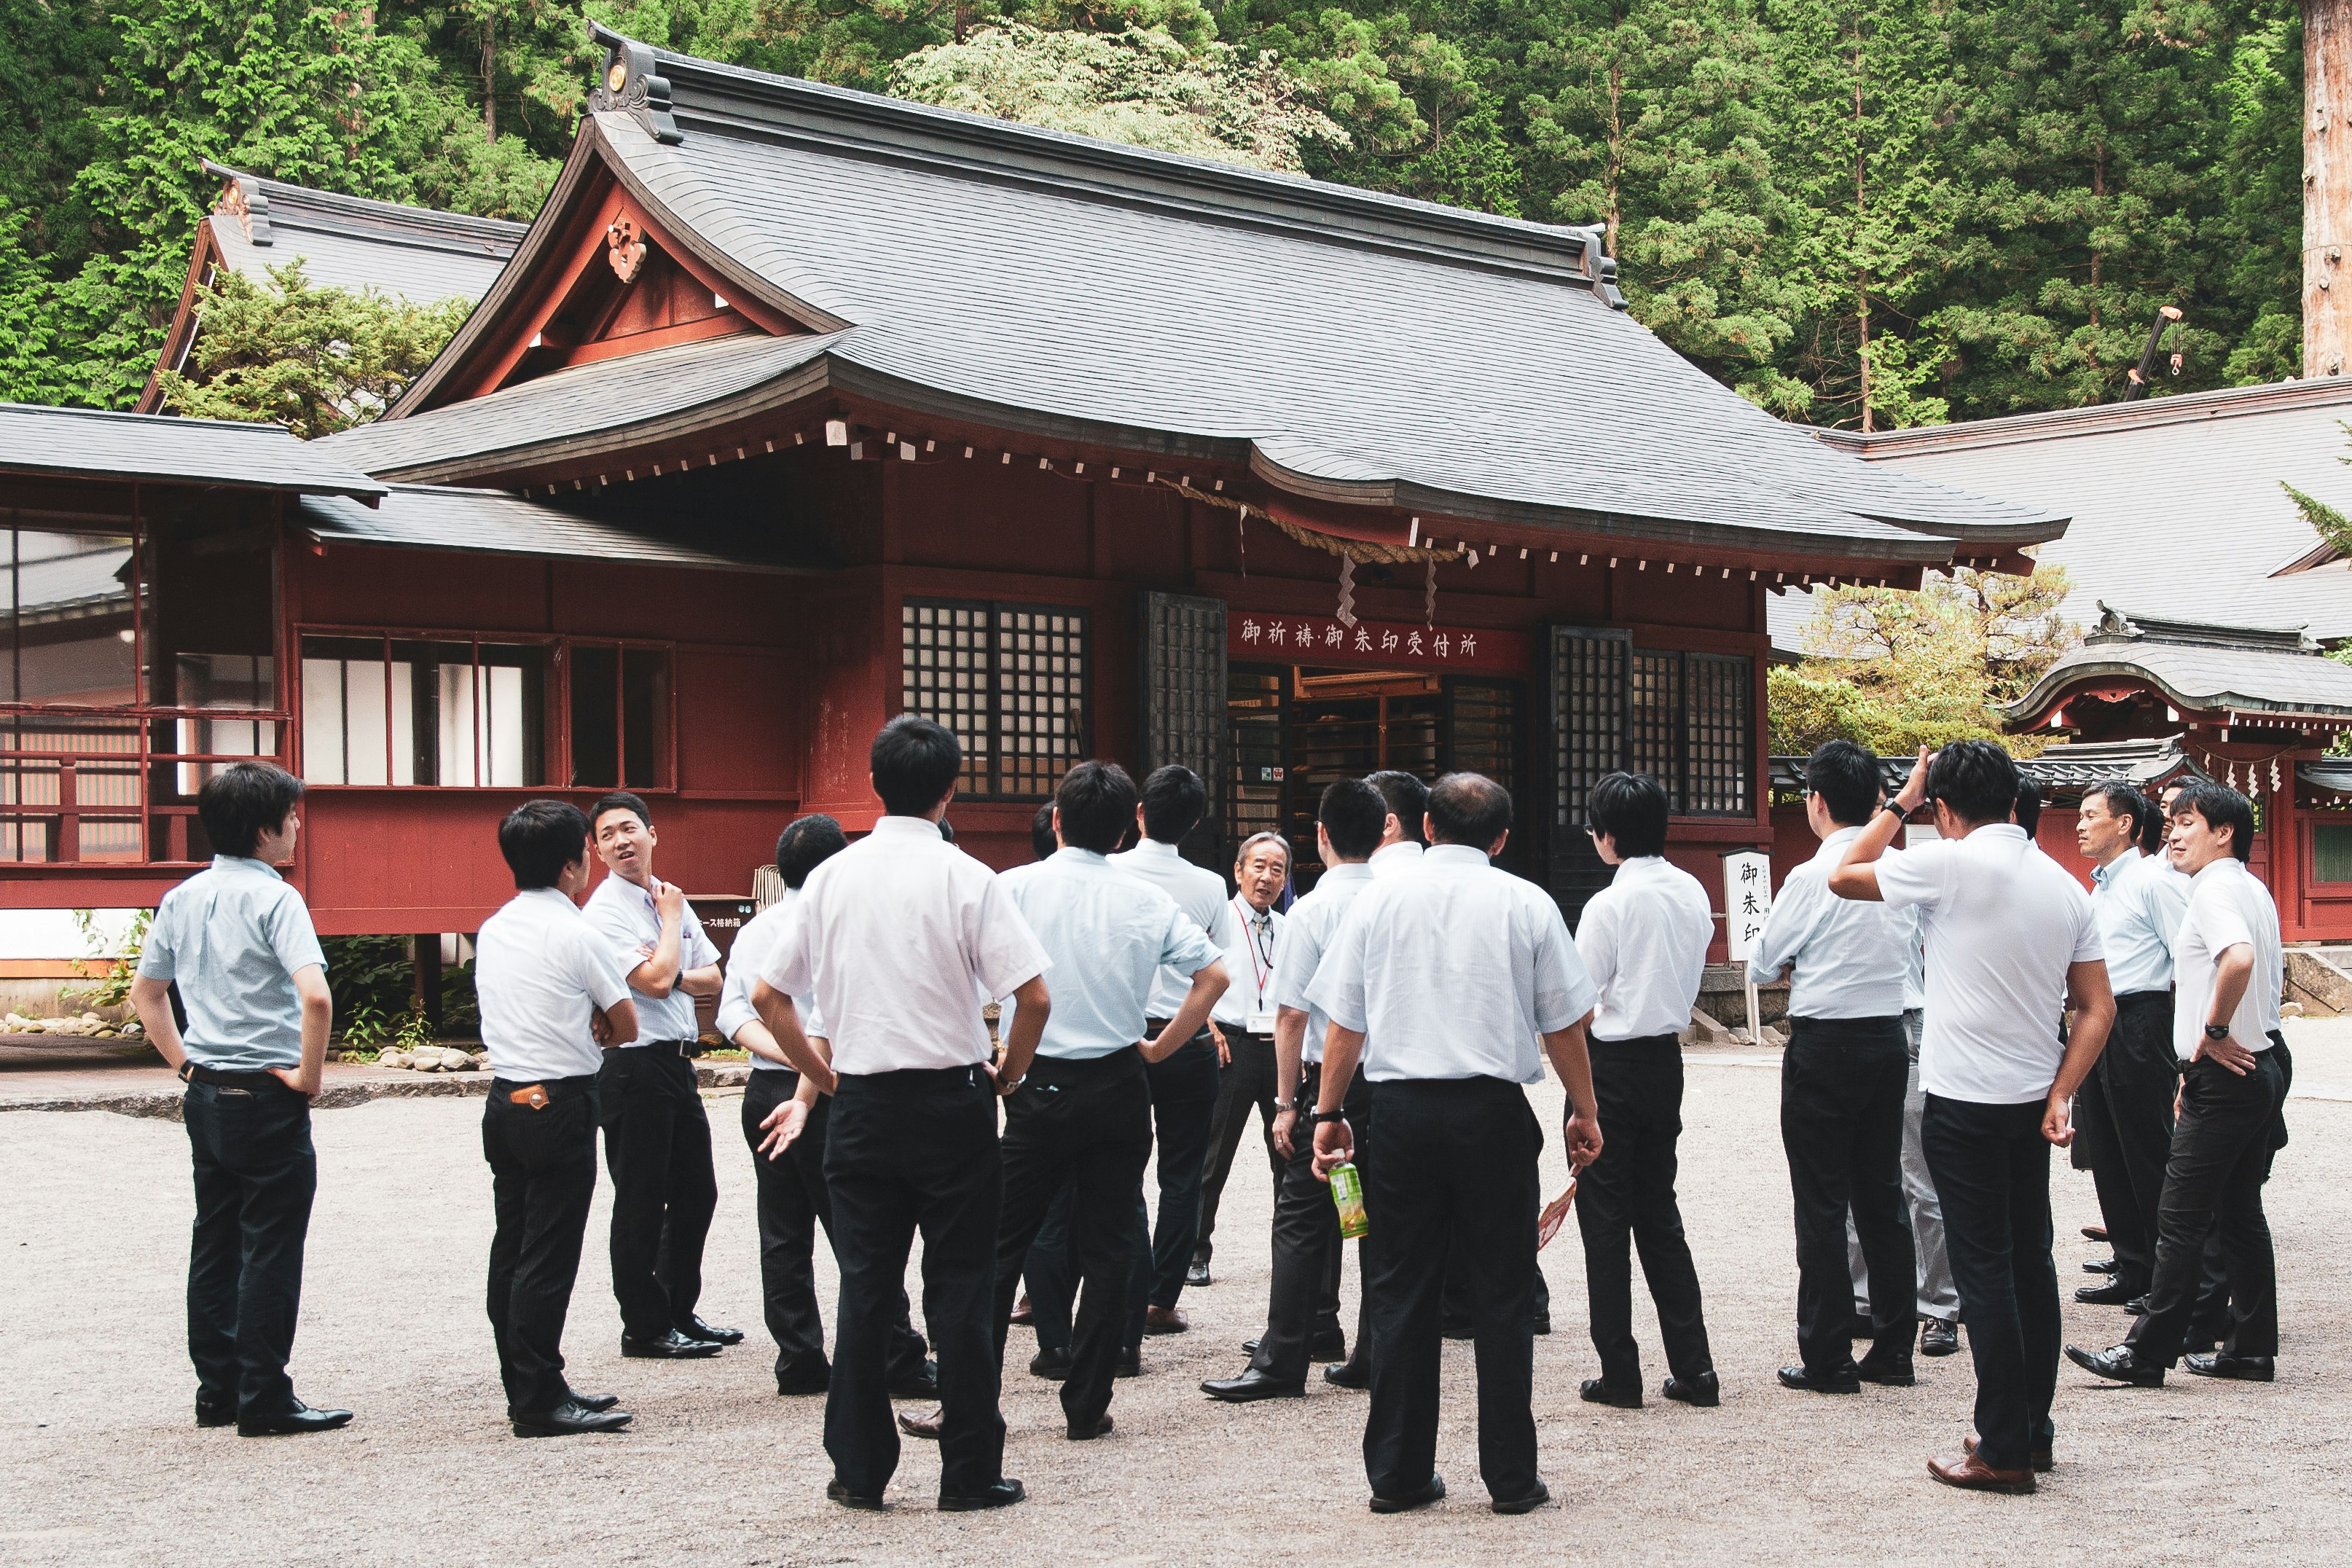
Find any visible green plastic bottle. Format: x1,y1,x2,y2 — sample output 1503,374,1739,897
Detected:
1330,1161,1369,1239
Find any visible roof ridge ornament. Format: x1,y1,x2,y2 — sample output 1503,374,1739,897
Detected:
1561,223,1626,310
217,173,273,246
589,36,684,146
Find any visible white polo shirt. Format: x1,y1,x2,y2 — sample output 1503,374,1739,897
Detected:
1873,823,2101,1104
1747,827,1918,1019
761,815,1050,1075
1576,855,1714,1041
716,893,826,1070
581,873,720,1045
1110,838,1242,1019
998,848,1220,1059
474,887,633,1082
1271,863,1374,1065
1212,896,1285,1030
2171,856,2282,1061
1309,844,1597,1083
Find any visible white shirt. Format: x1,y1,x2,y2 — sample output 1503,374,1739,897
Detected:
761,815,1049,1075
1873,823,2101,1104
1576,856,1714,1041
1271,862,1374,1065
1747,828,1919,1019
2171,856,2282,1061
717,894,826,1069
1309,844,1597,1083
474,887,632,1081
1369,839,1424,877
581,874,720,1044
2090,847,2190,997
999,849,1221,1059
1110,839,1243,1019
1213,897,1285,1029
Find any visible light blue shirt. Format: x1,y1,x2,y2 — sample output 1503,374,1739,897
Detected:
136,856,327,1070
582,873,720,1044
1747,826,1920,1019
1000,847,1221,1059
2091,847,2190,997
1271,862,1374,1064
1108,838,1242,1019
717,893,826,1066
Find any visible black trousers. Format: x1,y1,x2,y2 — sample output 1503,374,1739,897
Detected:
2187,1039,2292,1346
597,1047,720,1341
1142,1033,1220,1309
2128,1047,2287,1364
1195,1029,1283,1267
1921,1094,2057,1473
824,1065,1004,1497
483,1076,600,1416
1363,1077,1542,1503
184,1076,316,1419
1782,1016,1914,1371
2077,991,2176,1293
1574,1035,1713,1388
740,1069,928,1383
1253,1060,1370,1382
994,1048,1153,1430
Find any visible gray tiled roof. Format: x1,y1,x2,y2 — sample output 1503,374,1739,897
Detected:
1768,737,2203,794
385,31,2064,565
2002,607,2352,721
0,401,385,498
203,163,523,305
297,484,831,572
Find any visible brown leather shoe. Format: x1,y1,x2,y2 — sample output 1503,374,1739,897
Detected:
897,1406,944,1441
1929,1450,2036,1494
1145,1305,1188,1335
1964,1432,2053,1473
1008,1294,1034,1328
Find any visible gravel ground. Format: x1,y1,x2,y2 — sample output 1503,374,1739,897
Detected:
5,1030,2350,1568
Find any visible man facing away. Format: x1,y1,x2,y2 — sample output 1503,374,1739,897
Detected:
753,716,1051,1512
581,791,735,1358
1571,771,1720,1411
1748,740,1921,1395
721,815,934,1400
1365,769,1427,878
1829,740,2114,1494
1309,772,1603,1516
1191,830,1292,1287
2067,782,2286,1388
1202,778,1388,1402
992,761,1228,1440
472,800,640,1438
130,761,346,1438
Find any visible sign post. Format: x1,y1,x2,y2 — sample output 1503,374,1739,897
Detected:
1721,850,1773,1046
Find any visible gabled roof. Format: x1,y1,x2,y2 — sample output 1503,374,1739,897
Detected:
0,401,385,501
2002,603,2352,726
375,27,2063,569
1769,736,2205,796
296,484,831,572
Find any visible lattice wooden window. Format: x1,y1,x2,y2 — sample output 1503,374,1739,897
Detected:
1628,649,1684,811
902,598,1089,800
1551,628,1627,830
1683,653,1751,816
901,600,992,798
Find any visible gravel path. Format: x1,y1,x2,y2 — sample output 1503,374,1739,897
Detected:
4,1034,2348,1567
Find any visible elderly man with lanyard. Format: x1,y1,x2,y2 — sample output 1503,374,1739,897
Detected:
1191,831,1293,1288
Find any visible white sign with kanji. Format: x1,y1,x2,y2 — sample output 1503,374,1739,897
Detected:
1722,850,1772,961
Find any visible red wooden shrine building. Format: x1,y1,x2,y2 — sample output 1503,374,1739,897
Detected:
0,27,2069,954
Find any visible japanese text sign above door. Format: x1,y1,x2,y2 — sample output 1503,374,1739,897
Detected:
1229,614,1528,674
1722,850,1771,960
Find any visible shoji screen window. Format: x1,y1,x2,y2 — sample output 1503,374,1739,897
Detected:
300,636,545,787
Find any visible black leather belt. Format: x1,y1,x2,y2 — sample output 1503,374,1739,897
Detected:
179,1062,291,1091
635,1039,704,1058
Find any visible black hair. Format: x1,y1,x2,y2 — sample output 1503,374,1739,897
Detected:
2013,777,2043,836
2084,782,2158,854
499,799,591,890
1429,772,1513,847
1365,769,1429,845
197,761,305,860
1140,764,1207,844
1030,803,1058,861
871,714,961,815
2133,791,2167,855
775,813,850,890
1924,740,2018,828
1318,777,1387,860
1804,739,1883,828
938,818,956,844
589,790,651,835
1587,771,1669,859
1057,760,1140,854
2174,781,2255,863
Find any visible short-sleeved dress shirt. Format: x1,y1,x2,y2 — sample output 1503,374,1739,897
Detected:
474,887,633,1081
581,873,720,1044
998,848,1220,1059
716,893,826,1069
2171,856,2283,1061
136,856,326,1070
1271,862,1374,1065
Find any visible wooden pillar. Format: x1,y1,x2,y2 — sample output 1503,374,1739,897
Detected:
2308,0,2352,377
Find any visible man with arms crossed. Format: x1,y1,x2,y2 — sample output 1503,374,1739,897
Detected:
1829,740,2114,1493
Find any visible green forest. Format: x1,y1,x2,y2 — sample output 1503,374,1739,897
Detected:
0,0,2309,428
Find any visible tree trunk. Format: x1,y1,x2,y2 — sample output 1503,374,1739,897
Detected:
482,20,497,141
2308,0,2352,377
1855,27,1871,432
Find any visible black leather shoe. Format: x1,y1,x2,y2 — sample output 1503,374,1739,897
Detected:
1241,1338,1261,1355
1857,1355,1916,1387
1186,1260,1212,1287
568,1390,622,1413
1663,1371,1720,1407
938,1478,1025,1512
2185,1352,2274,1381
677,1317,743,1346
1202,1369,1305,1403
237,1400,353,1437
1370,1473,1444,1514
623,1330,721,1360
2075,1279,2138,1306
2066,1343,2165,1386
1067,1413,1113,1440
1779,1363,1859,1394
776,1361,831,1395
1531,1314,1551,1337
1116,1348,1142,1379
2083,1256,2117,1274
827,1478,885,1511
512,1400,632,1438
1029,1347,1072,1381
1323,1360,1369,1389
1310,1328,1347,1362
2082,1226,2107,1242
1491,1478,1549,1515
195,1398,234,1429
888,1360,939,1400
1919,1319,1960,1357
1580,1377,1642,1408
2125,1295,2149,1315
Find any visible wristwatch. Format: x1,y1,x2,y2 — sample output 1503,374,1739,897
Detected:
1882,801,1910,823
2203,1023,2231,1041
1308,1108,1349,1125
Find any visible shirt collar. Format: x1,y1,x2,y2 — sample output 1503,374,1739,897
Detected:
1425,844,1489,868
2092,846,2142,887
1967,823,2029,844
1050,845,1109,867
1236,898,1271,925
2192,855,2245,884
213,855,284,881
1615,854,1669,876
519,886,579,910
871,815,945,840
1129,838,1180,860
1372,840,1423,861
1319,862,1374,886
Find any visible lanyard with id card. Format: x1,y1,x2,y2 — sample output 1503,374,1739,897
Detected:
1236,897,1277,1034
